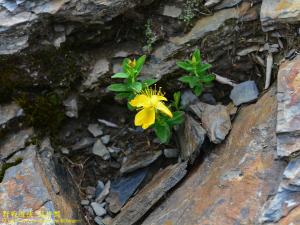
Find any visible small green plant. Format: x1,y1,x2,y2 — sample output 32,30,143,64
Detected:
180,0,201,24
177,49,215,96
108,56,184,144
143,19,157,53
107,55,157,102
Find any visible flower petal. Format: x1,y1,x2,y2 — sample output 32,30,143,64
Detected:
134,107,155,129
156,102,173,118
152,95,167,102
129,94,151,108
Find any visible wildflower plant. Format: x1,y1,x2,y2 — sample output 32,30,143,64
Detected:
108,55,157,102
108,56,184,144
177,49,215,96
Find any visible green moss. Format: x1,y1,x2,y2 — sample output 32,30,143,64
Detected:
0,157,23,182
15,92,65,136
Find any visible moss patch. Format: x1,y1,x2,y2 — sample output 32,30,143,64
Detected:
16,92,65,136
0,157,23,182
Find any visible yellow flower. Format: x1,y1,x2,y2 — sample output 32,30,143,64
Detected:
129,87,173,129
128,59,136,68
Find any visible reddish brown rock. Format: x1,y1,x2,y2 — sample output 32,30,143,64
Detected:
112,162,187,225
141,86,287,225
277,56,300,157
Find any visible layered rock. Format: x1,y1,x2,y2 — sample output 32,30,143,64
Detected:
277,56,300,157
141,86,288,225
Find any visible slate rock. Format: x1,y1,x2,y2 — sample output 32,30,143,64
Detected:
177,115,206,163
106,169,148,213
180,90,198,109
71,137,95,151
190,102,231,144
120,150,162,174
101,135,110,145
214,0,243,10
95,216,105,225
141,86,287,225
261,0,300,31
91,202,107,217
0,128,33,160
163,148,179,158
229,81,259,106
161,5,182,18
260,158,300,224
96,181,111,203
277,56,300,157
0,102,23,127
88,124,104,137
95,180,105,198
81,200,89,206
112,162,187,225
92,140,110,160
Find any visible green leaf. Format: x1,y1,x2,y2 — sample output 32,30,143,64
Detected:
192,49,201,64
196,63,212,75
173,91,181,110
176,61,194,72
193,83,203,96
115,92,131,100
142,79,157,88
178,76,200,88
199,74,216,83
167,111,184,126
107,83,129,92
154,120,171,144
129,82,143,93
135,55,146,76
111,73,129,79
122,58,131,74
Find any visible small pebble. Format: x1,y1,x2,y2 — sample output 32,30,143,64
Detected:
85,186,96,196
61,147,70,155
91,202,107,217
101,135,110,144
81,199,89,206
94,216,105,225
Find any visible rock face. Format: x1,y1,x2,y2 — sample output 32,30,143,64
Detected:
0,102,23,127
0,145,83,224
141,86,288,225
0,0,154,55
277,56,300,157
112,162,187,225
190,102,231,144
260,158,300,224
261,0,300,30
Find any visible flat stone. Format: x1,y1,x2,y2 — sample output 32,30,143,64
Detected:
152,42,182,62
162,5,182,18
205,0,222,8
277,56,300,157
261,0,300,31
88,123,104,137
177,115,206,163
229,81,259,106
112,162,187,225
0,102,23,127
95,180,105,197
92,140,110,160
0,128,33,160
190,102,231,144
260,158,300,224
170,6,246,45
141,86,287,225
163,148,179,158
83,58,110,89
71,137,95,151
106,169,148,213
120,150,162,174
63,95,78,118
180,90,199,109
100,135,110,145
140,60,177,80
91,202,107,217
96,180,111,203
